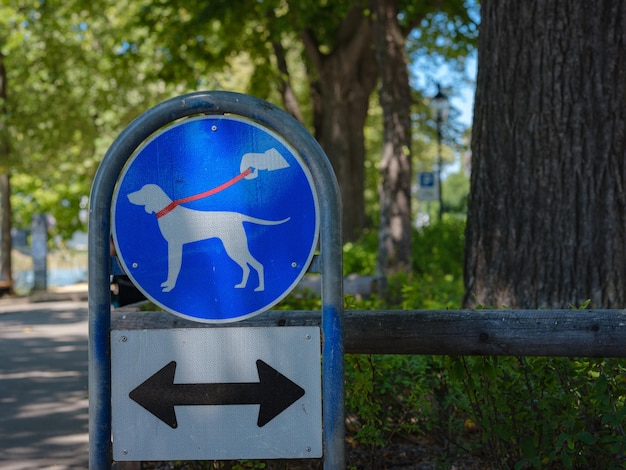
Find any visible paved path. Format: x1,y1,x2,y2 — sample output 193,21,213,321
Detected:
0,300,89,469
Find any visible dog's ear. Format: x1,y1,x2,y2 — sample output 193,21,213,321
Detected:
143,202,158,214
141,193,160,214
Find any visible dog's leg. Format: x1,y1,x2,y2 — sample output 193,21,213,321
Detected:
249,257,265,292
235,263,251,290
222,237,265,291
233,257,264,291
234,255,264,291
162,243,183,292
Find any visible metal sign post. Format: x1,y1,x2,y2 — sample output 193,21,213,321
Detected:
88,91,344,468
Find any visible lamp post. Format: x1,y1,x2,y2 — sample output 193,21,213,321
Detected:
429,84,450,221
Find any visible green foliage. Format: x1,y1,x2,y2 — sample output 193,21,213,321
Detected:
2,0,173,238
406,0,478,60
345,353,470,468
570,298,592,310
342,220,471,463
340,221,626,468
274,286,321,311
452,356,626,469
343,228,378,275
342,218,465,279
412,218,465,277
403,218,465,309
345,354,454,467
442,170,470,215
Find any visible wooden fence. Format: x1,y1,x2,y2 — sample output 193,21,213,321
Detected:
113,308,626,358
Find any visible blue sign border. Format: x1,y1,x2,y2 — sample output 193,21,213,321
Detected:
112,115,320,323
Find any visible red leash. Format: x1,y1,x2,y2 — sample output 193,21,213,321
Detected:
156,167,253,218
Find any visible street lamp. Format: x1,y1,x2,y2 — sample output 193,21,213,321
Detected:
429,84,450,221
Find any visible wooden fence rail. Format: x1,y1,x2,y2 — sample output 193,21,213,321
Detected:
112,308,626,358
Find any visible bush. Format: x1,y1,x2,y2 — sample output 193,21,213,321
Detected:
342,221,472,464
411,218,465,279
343,228,378,276
341,221,626,468
449,355,626,469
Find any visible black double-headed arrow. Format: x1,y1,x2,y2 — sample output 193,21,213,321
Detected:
129,359,305,428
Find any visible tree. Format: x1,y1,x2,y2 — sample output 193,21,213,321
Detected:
464,1,626,308
0,172,10,289
370,0,412,275
300,5,378,241
133,0,377,241
130,0,476,244
371,0,477,276
0,0,477,287
1,19,14,289
2,1,172,240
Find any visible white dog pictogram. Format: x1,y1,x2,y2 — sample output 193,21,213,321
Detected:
128,184,290,293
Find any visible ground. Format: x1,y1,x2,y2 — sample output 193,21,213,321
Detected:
134,435,486,469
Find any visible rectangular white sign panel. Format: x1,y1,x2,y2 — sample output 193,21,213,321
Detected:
417,171,439,201
111,327,322,461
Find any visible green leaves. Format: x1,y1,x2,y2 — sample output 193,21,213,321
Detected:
459,356,626,468
2,0,173,237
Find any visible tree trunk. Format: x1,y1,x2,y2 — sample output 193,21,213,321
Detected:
0,173,11,287
301,8,378,242
370,0,413,275
0,51,12,290
464,1,626,309
271,40,305,124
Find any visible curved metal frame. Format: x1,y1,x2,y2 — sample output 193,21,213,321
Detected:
88,91,344,468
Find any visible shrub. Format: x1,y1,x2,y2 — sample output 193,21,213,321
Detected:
449,355,626,469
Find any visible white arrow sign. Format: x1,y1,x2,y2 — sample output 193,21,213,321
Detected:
111,327,322,461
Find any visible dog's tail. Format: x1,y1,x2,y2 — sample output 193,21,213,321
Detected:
242,216,291,225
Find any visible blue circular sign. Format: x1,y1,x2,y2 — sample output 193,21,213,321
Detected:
112,115,319,323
